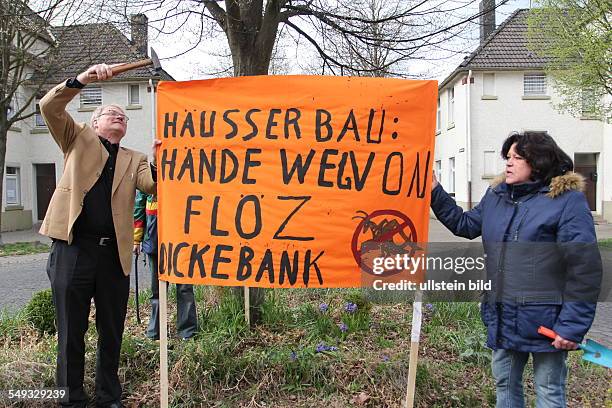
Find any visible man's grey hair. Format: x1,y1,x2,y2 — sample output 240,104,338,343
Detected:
90,104,126,127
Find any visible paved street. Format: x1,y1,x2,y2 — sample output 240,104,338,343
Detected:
0,220,610,347
0,253,152,314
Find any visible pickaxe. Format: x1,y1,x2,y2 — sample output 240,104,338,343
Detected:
89,47,162,79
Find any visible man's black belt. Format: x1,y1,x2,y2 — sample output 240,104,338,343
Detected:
75,233,117,246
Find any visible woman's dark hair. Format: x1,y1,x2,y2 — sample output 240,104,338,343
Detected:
501,131,573,185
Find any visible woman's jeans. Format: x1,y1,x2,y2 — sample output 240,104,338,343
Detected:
492,349,568,408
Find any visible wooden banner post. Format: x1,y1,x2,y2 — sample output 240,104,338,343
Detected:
244,286,250,327
150,77,170,408
159,280,169,408
405,291,423,408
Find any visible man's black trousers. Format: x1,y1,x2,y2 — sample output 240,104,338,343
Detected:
47,237,129,407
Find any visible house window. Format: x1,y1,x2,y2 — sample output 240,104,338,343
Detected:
436,97,441,131
483,150,497,177
80,85,102,107
523,73,547,96
447,87,454,126
5,166,20,206
581,89,597,117
483,73,495,96
128,84,140,105
448,157,455,194
435,160,442,184
35,101,46,127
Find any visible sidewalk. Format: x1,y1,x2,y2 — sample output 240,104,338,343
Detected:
1,227,51,245
3,218,612,244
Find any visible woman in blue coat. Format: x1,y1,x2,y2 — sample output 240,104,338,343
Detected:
431,131,601,407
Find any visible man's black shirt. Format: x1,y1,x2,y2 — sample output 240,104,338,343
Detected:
73,137,118,236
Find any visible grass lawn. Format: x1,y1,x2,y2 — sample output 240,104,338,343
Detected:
1,287,610,407
0,241,50,257
598,238,612,248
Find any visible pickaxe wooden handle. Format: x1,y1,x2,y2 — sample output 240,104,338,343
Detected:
88,48,161,79
88,60,151,79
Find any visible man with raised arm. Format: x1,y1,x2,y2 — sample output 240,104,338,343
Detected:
40,64,158,408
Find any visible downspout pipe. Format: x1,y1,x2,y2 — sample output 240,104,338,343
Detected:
466,70,473,209
149,78,156,143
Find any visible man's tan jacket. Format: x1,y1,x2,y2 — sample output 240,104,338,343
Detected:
39,81,156,275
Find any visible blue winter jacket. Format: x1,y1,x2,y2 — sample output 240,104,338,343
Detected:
431,172,602,352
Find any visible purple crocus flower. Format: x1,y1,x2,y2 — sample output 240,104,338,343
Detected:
319,303,329,313
315,343,337,353
338,322,348,332
425,303,434,311
382,355,390,362
290,351,298,361
345,302,358,314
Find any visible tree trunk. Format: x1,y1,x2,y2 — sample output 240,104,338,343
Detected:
224,1,282,325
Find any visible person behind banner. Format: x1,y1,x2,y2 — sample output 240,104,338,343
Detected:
40,64,159,408
430,131,601,407
133,190,198,340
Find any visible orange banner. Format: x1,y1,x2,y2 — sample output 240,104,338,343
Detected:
156,75,437,288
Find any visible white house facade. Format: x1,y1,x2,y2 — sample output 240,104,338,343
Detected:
2,15,173,232
435,8,610,220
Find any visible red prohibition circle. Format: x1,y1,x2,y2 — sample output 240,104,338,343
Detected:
351,209,418,277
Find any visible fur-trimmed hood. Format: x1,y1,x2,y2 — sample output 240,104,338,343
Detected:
490,172,585,198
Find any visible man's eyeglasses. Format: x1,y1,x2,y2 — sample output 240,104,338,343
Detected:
100,111,129,123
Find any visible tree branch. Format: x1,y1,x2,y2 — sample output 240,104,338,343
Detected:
257,0,282,56
203,0,227,30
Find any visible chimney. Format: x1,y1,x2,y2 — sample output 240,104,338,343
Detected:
131,14,148,56
479,0,496,44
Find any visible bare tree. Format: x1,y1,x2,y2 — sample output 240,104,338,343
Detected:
0,0,60,242
0,0,122,242
106,0,508,77
300,0,418,77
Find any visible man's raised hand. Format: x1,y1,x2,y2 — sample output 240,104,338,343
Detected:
76,64,114,85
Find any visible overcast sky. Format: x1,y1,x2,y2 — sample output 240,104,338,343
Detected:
147,0,532,83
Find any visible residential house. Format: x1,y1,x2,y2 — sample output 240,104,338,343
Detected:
2,14,173,232
435,5,610,220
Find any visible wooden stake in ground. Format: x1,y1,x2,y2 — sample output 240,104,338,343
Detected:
244,286,251,327
405,291,423,408
149,76,169,408
159,280,169,408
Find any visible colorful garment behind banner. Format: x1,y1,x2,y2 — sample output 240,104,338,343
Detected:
156,75,437,288
133,191,158,255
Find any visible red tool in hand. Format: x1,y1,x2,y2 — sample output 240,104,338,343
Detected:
538,326,611,368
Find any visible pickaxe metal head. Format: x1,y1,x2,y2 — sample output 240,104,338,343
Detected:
149,47,162,73
99,47,163,78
